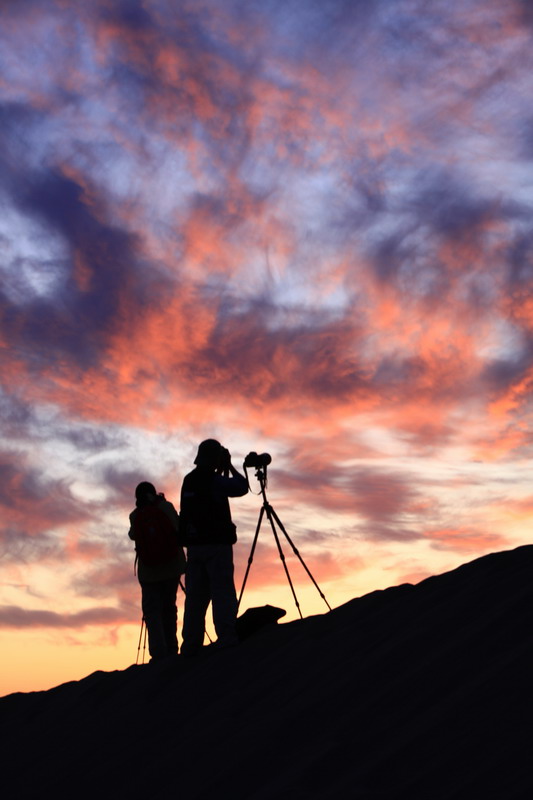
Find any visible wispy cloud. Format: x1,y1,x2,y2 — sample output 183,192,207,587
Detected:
0,604,133,629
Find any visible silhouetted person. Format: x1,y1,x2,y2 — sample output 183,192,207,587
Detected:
180,439,248,655
129,481,186,661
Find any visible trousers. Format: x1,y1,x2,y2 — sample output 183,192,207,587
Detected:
141,577,179,659
182,544,238,654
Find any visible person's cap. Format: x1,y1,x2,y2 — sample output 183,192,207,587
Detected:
194,439,222,466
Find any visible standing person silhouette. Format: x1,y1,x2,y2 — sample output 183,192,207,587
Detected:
128,482,186,661
180,439,248,656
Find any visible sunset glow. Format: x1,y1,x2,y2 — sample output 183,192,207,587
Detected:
1,0,533,696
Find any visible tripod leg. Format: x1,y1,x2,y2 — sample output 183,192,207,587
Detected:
142,617,148,664
264,503,303,619
136,616,145,665
269,505,332,612
237,505,265,610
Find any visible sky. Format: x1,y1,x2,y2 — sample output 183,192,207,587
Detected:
1,0,533,696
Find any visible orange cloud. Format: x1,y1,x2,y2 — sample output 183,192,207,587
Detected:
425,526,507,553
234,542,362,590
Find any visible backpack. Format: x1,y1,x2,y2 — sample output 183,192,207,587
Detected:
131,504,180,566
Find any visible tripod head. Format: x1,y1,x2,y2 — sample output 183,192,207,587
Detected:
254,465,268,496
243,464,268,499
254,466,267,482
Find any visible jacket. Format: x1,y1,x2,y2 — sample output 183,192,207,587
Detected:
128,496,186,583
180,467,248,546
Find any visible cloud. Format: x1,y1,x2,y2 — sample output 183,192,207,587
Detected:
0,604,133,629
1,168,148,368
516,0,533,30
270,456,431,542
0,1,530,445
62,425,125,453
71,563,137,601
426,526,508,554
0,391,33,436
97,0,154,33
519,117,533,159
0,453,88,529
0,528,61,565
234,539,363,590
0,451,99,564
103,467,155,506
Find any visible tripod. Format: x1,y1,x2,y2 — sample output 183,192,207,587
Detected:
238,467,331,617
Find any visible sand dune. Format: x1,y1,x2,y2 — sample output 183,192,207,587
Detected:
2,545,533,798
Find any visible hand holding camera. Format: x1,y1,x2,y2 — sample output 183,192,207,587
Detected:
219,447,231,475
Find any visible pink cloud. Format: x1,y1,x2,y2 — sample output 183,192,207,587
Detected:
234,542,363,590
0,452,92,540
425,526,507,553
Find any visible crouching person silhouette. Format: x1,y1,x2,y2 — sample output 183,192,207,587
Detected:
129,482,186,661
180,440,248,656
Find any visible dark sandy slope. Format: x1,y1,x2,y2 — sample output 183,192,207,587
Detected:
2,545,533,799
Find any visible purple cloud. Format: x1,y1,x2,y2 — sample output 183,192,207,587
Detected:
0,605,133,629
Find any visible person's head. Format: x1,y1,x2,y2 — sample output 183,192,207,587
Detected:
135,481,157,507
194,439,223,470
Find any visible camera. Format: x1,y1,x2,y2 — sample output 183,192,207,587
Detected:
244,451,272,469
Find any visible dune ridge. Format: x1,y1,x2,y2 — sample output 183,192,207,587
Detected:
2,545,533,799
